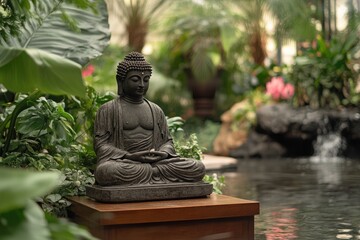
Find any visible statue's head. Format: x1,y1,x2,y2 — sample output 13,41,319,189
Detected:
116,52,152,96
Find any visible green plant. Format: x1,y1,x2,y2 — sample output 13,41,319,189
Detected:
167,117,225,193
146,71,193,118
64,86,115,169
0,1,109,238
181,118,220,154
167,116,184,134
83,45,126,93
1,96,74,153
40,168,95,217
291,33,360,108
232,89,270,129
0,86,118,217
0,0,110,97
151,1,243,118
0,0,110,156
156,1,239,83
0,91,42,155
106,0,168,52
234,0,316,65
0,1,23,39
0,95,97,215
0,0,99,39
0,167,96,240
174,134,204,161
170,120,201,159
156,0,315,78
203,173,225,194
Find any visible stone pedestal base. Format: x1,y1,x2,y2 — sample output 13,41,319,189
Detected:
86,182,213,203
68,194,259,240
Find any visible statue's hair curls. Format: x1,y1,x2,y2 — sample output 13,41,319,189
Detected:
116,52,152,83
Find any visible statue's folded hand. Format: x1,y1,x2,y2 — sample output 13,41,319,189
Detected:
124,151,149,161
124,150,169,163
148,150,168,160
140,151,168,163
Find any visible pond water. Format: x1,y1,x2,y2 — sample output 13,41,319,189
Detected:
220,156,360,240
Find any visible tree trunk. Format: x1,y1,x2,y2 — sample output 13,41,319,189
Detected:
249,28,267,66
126,20,148,53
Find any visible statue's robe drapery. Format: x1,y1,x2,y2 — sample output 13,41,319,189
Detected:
94,97,205,186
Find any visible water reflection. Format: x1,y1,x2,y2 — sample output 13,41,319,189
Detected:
264,208,298,240
219,158,360,240
310,157,342,185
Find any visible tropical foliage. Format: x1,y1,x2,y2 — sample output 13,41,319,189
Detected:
155,0,316,81
0,0,110,159
234,0,316,65
0,0,110,97
154,0,239,84
82,45,127,93
106,0,168,52
0,0,110,238
0,87,115,214
167,116,225,193
0,168,96,240
149,0,320,119
291,33,360,108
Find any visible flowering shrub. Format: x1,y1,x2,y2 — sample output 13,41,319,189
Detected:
266,76,294,101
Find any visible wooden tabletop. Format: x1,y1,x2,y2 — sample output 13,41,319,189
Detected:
69,194,259,225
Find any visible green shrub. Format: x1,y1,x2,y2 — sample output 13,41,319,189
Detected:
0,88,114,216
181,118,221,154
203,174,225,194
0,168,96,240
167,116,225,193
290,34,360,108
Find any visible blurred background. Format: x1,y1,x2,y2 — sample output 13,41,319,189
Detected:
85,0,360,156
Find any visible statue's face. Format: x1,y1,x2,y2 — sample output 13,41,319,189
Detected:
122,70,151,98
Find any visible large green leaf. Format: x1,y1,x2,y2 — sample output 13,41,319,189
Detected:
0,0,110,97
0,48,84,96
0,0,110,65
0,201,50,240
0,168,60,213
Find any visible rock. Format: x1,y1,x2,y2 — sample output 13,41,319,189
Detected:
213,101,251,156
229,131,286,158
256,103,322,139
256,103,291,134
329,110,360,158
230,104,360,158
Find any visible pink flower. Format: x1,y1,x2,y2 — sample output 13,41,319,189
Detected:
82,64,95,77
281,83,295,100
266,77,284,100
266,77,294,101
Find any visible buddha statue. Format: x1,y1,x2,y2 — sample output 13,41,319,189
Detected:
93,52,206,186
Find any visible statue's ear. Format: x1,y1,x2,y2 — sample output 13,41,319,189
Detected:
117,80,123,95
116,76,124,96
